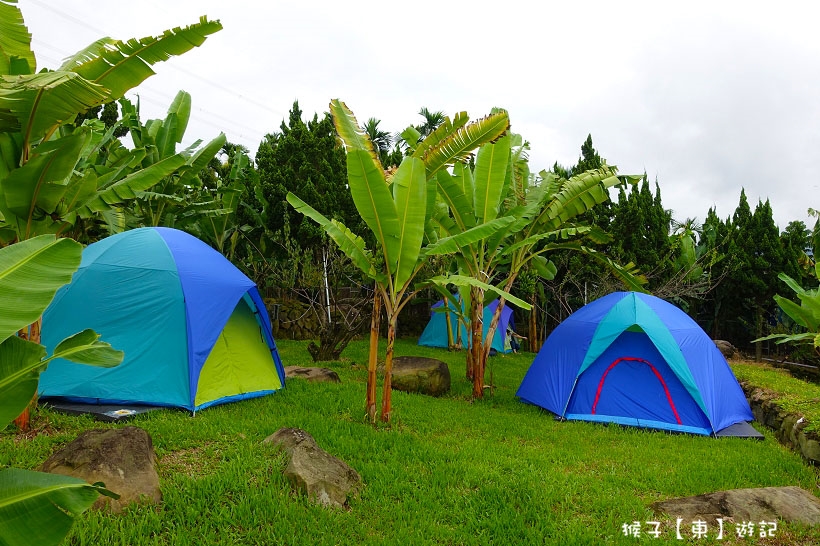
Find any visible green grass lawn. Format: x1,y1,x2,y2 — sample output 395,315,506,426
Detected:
2,339,819,545
732,361,820,433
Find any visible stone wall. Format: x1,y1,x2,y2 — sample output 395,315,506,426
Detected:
266,299,322,340
739,380,820,465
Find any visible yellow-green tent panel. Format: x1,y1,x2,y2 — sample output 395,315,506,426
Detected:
195,299,283,408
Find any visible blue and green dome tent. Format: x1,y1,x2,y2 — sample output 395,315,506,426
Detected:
418,299,514,354
516,292,754,436
40,227,285,411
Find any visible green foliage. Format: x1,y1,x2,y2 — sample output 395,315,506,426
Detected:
609,175,672,287
0,236,124,424
754,267,820,352
713,191,787,347
256,101,359,257
0,5,217,544
0,468,117,546
290,100,514,420
120,91,229,230
0,6,222,242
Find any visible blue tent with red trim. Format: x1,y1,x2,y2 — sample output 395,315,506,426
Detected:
516,292,754,436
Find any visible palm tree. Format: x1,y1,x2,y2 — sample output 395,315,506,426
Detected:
415,107,446,139
362,117,392,166
393,107,447,152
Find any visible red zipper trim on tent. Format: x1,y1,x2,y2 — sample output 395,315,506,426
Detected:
591,357,682,425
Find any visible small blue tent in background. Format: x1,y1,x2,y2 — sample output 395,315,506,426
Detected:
40,227,285,411
517,292,755,436
418,299,514,354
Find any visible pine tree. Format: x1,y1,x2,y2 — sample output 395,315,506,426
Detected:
713,190,787,356
609,176,671,288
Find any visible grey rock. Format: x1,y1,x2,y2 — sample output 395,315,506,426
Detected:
40,426,160,512
391,356,451,397
713,339,737,359
264,427,361,508
284,366,341,383
652,486,820,525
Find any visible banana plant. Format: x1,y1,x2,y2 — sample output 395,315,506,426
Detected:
0,234,123,546
0,2,222,242
426,133,646,397
288,99,510,423
754,265,820,354
117,91,230,229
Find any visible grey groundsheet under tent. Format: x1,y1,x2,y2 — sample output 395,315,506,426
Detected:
43,401,164,422
714,421,764,439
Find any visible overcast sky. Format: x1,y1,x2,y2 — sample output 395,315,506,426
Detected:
21,0,819,231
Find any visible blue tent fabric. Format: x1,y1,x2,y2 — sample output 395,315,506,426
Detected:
40,227,285,411
516,292,753,436
418,299,514,354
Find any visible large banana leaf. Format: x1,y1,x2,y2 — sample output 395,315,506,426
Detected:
773,272,820,330
0,335,44,427
0,468,118,546
419,111,510,179
0,71,108,141
2,131,89,220
500,226,595,257
426,274,531,311
62,17,222,100
392,157,426,290
165,90,192,146
0,330,122,427
0,0,35,75
329,99,381,167
345,149,400,278
772,295,818,330
756,330,820,348
435,170,476,230
0,235,81,342
286,192,379,282
176,133,227,189
424,216,516,256
49,329,123,368
540,241,647,292
534,167,621,232
411,111,469,161
473,135,511,224
77,153,188,215
452,162,475,209
531,255,558,280
155,113,181,161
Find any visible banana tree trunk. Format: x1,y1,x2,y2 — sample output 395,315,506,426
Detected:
444,310,454,350
366,287,382,424
470,286,484,399
482,297,506,364
14,318,42,431
380,314,397,422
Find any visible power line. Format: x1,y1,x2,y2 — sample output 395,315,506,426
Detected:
25,0,287,144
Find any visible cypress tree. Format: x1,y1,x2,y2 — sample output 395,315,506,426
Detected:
255,102,361,258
